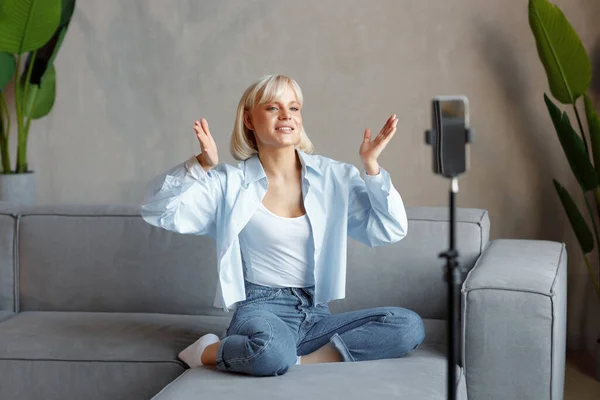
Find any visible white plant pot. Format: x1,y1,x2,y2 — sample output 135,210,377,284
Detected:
0,172,36,205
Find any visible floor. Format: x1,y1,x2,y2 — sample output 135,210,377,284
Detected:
564,351,600,399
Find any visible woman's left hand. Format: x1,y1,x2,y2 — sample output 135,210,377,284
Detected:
359,114,398,174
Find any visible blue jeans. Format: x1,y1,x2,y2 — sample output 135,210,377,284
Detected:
215,280,425,376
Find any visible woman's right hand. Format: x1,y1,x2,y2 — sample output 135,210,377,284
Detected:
194,118,219,170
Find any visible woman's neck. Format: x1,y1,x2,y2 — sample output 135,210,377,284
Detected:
257,147,302,182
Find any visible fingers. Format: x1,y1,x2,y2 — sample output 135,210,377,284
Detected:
381,114,398,138
194,119,212,139
364,114,398,144
200,118,211,137
194,119,210,151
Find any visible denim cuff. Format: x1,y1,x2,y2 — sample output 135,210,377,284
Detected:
330,333,355,362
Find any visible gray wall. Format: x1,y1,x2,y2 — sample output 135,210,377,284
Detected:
3,0,600,350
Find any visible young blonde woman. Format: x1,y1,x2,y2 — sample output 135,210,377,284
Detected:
140,74,425,377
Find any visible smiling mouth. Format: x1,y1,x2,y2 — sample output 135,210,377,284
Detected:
276,127,294,132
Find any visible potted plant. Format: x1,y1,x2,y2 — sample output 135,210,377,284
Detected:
528,0,600,380
0,0,75,204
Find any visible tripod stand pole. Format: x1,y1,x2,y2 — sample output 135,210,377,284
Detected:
439,177,461,400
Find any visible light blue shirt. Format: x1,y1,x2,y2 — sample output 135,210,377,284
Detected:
139,148,408,311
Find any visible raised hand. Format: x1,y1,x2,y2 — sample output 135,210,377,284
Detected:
359,114,398,167
194,118,219,170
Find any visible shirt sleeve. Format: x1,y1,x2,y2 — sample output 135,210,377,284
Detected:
139,155,224,238
347,163,408,247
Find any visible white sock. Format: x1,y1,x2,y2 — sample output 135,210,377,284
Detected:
296,355,302,365
178,333,220,368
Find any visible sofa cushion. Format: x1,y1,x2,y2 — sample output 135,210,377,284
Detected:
0,312,448,399
0,311,231,399
0,311,232,361
0,312,446,361
152,346,466,400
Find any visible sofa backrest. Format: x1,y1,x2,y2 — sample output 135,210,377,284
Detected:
2,204,489,319
334,207,489,319
14,204,220,315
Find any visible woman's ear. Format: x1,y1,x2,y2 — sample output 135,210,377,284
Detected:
243,111,254,131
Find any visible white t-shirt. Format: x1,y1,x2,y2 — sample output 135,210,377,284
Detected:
239,202,315,288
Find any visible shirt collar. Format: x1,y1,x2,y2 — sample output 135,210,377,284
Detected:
243,148,322,186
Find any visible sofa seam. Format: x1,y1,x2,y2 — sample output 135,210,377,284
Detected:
465,286,554,298
549,293,555,400
548,242,564,400
13,215,20,313
152,368,191,398
460,231,488,394
19,214,142,218
0,357,186,365
13,210,487,220
548,243,566,295
462,289,470,393
477,210,487,254
410,218,484,226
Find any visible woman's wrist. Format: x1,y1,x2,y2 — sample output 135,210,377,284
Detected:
196,154,214,172
363,160,380,176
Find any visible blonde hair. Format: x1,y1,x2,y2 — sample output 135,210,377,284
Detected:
230,74,315,161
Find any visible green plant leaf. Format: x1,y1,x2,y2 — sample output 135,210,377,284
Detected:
529,0,591,104
0,51,15,91
553,179,594,253
584,94,600,176
25,0,76,85
22,64,55,119
59,0,76,28
0,0,62,54
544,94,598,191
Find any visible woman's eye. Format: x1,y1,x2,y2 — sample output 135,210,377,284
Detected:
267,106,299,111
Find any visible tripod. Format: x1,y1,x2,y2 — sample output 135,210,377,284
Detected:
425,97,472,399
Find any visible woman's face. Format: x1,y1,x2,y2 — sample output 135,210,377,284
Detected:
244,85,303,150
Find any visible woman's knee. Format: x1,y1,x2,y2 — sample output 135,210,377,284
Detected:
383,307,426,352
228,310,297,376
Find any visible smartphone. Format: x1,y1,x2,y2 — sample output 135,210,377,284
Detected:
425,96,471,178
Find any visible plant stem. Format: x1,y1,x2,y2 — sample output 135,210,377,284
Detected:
14,54,23,173
22,51,35,111
16,51,36,174
0,94,10,173
0,101,5,173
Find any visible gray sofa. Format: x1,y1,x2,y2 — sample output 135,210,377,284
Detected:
0,203,566,399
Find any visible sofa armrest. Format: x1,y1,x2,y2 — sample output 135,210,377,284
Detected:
461,239,567,400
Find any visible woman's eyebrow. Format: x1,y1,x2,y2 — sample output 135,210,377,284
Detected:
268,100,300,106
